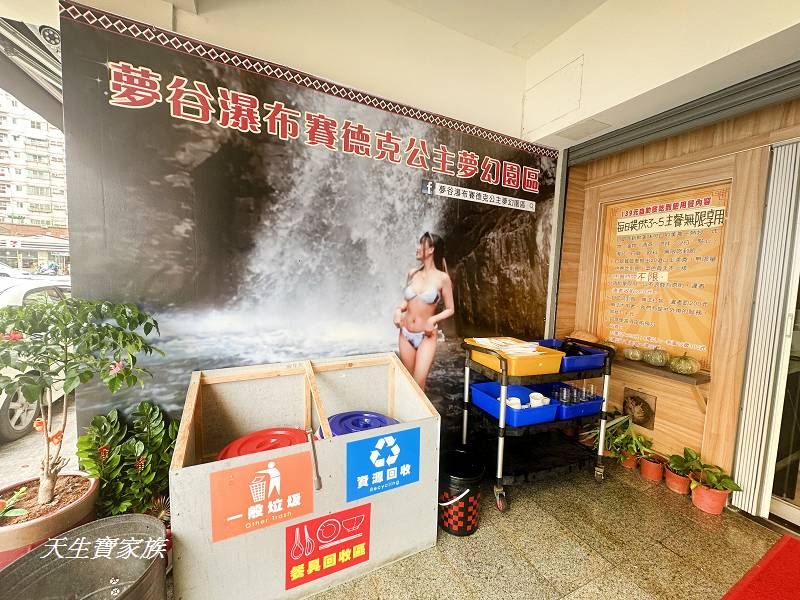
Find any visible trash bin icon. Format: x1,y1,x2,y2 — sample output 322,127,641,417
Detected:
249,475,266,502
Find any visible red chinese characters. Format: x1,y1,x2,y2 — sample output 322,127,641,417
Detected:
456,150,479,178
522,166,540,193
218,87,261,133
432,144,455,176
305,112,338,150
405,137,430,170
104,61,546,195
374,130,402,163
342,120,372,157
502,161,521,189
263,101,301,140
108,62,162,109
480,156,501,185
166,76,214,123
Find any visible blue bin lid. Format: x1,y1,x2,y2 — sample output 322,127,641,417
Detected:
328,411,399,436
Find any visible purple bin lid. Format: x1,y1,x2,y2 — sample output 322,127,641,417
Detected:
327,411,399,437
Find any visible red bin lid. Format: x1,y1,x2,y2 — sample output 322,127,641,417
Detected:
216,427,308,460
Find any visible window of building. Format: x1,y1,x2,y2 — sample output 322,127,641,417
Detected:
15,186,22,192
14,169,21,175
26,185,50,196
30,121,42,130
29,203,52,212
0,184,8,194
11,135,19,141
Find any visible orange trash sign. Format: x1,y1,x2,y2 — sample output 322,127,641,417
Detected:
210,451,314,543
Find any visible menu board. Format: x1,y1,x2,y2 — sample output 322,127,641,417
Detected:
596,183,729,370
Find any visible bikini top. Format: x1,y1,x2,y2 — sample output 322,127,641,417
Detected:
404,283,439,304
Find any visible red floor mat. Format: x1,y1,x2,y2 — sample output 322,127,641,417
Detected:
723,535,800,599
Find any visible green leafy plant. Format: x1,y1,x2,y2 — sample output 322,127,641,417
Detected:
0,486,28,519
0,300,161,505
667,447,702,476
77,401,178,517
608,418,652,461
580,413,629,451
690,465,742,492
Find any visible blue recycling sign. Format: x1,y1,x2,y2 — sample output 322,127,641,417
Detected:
346,427,420,502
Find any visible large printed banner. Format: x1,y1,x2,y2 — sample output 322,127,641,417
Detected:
597,184,729,369
60,1,558,432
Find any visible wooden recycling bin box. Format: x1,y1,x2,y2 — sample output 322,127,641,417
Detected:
169,353,440,599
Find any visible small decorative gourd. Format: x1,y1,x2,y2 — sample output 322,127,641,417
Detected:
623,346,643,361
642,347,670,367
669,353,700,375
601,340,617,352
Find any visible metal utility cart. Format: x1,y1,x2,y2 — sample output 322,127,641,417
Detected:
461,338,615,512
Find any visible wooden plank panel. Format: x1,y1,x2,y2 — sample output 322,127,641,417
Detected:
606,364,706,457
171,370,201,470
703,147,770,470
555,164,588,337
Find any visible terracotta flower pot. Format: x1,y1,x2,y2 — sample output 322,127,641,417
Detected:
664,467,691,494
691,484,730,515
0,471,99,569
639,456,664,482
620,451,637,469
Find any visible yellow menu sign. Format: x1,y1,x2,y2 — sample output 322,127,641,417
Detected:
596,183,730,370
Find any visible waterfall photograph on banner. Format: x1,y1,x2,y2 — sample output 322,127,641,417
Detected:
60,4,557,441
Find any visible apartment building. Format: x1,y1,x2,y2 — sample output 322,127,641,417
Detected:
0,87,66,230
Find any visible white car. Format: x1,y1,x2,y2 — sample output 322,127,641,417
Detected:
0,279,71,442
0,263,28,279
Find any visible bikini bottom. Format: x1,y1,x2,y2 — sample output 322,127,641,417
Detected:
401,327,426,349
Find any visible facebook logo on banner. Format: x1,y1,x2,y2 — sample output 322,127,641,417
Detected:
346,427,421,502
421,179,434,195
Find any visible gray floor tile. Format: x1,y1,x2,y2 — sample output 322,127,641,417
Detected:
437,520,560,600
563,569,657,600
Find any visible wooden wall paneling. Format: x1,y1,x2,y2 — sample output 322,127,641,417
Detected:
703,146,770,471
585,99,800,187
574,156,748,469
605,364,707,458
573,186,601,332
555,164,588,337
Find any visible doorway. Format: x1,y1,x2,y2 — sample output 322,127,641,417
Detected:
770,293,800,526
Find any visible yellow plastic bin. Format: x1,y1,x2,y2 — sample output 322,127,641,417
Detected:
464,337,565,376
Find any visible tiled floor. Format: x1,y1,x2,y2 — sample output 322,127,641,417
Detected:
314,463,781,600
1,408,780,600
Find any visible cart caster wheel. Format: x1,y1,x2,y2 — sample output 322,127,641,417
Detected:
594,466,605,482
495,491,508,512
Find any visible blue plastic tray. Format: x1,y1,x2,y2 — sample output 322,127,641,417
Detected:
528,382,603,420
470,382,558,427
536,339,606,372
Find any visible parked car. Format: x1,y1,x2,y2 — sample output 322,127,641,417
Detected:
0,279,71,442
0,262,27,279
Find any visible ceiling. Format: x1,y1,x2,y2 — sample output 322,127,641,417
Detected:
386,0,608,59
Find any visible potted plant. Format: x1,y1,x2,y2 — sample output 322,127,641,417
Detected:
0,299,161,568
665,447,701,494
609,419,652,469
580,413,629,455
77,400,177,568
639,449,666,482
690,465,742,514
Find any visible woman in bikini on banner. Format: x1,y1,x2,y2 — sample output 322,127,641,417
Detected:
393,232,455,390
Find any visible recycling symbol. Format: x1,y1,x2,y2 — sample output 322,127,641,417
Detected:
369,435,400,468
